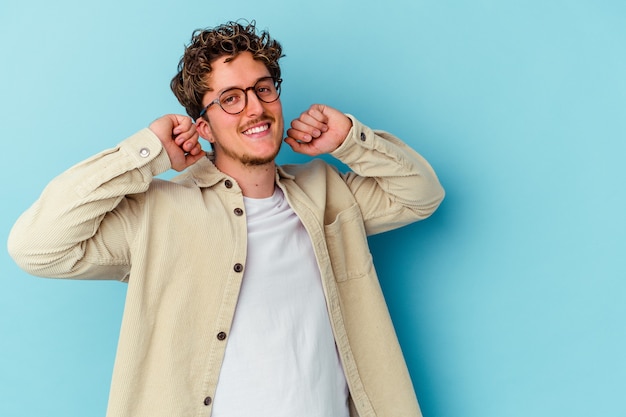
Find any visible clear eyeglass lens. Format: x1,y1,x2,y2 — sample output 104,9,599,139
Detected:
220,91,246,113
255,80,278,100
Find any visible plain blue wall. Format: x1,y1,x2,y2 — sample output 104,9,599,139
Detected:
2,0,625,416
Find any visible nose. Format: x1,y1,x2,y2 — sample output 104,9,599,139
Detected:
244,88,264,117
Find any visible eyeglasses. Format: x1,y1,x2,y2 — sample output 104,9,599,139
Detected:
198,76,282,117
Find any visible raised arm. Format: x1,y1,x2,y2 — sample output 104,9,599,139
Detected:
286,104,444,235
7,115,204,280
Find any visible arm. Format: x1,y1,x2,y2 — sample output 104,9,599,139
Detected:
285,105,444,235
7,115,204,280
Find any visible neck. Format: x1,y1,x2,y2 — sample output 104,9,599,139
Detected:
216,159,277,198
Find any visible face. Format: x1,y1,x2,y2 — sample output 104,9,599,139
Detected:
196,52,284,174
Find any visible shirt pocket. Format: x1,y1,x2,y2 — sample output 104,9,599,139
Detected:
324,203,374,282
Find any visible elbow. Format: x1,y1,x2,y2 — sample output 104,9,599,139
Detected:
7,228,75,279
407,178,445,220
8,231,127,281
7,232,52,278
7,227,31,273
417,183,445,218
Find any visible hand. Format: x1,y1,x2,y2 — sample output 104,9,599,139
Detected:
284,104,353,156
149,114,205,171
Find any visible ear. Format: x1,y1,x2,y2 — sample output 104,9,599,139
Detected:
195,117,215,144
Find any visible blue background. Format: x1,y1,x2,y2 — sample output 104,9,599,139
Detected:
1,0,625,416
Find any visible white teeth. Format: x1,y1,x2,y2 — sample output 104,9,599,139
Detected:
243,124,269,135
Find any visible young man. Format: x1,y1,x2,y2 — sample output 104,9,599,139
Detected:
8,21,444,417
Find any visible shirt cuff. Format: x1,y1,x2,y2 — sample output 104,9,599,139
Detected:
119,128,172,176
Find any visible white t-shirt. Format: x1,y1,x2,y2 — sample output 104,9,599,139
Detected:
211,187,349,417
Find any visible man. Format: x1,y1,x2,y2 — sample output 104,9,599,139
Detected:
8,21,444,417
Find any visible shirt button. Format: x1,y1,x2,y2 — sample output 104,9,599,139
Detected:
139,147,150,157
203,396,212,406
233,263,243,273
360,132,367,141
224,180,233,188
233,208,244,216
217,332,227,341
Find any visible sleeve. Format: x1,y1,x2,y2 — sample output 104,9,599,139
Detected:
7,128,172,281
330,115,445,236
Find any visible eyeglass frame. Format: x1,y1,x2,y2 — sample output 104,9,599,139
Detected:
198,76,283,118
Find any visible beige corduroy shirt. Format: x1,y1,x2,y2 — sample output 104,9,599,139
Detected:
8,116,444,417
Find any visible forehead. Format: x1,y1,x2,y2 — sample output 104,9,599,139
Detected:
207,52,271,91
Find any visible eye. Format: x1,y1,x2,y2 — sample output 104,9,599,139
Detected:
255,81,275,96
220,90,243,107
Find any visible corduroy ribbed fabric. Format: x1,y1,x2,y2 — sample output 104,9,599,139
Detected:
8,115,444,417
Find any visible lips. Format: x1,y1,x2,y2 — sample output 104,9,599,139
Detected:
242,123,270,136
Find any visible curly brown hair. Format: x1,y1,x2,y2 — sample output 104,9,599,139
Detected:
170,21,283,120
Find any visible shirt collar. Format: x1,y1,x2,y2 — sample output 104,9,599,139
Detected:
187,152,295,188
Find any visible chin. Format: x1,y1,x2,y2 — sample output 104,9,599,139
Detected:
241,147,281,166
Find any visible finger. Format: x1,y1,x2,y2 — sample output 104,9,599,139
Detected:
284,136,307,153
185,146,205,160
284,136,319,156
184,139,205,155
285,127,315,143
303,105,329,125
288,121,321,141
291,111,329,135
294,111,328,132
175,129,199,146
172,115,194,134
181,138,200,153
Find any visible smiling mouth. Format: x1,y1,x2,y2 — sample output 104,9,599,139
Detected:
242,123,270,135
